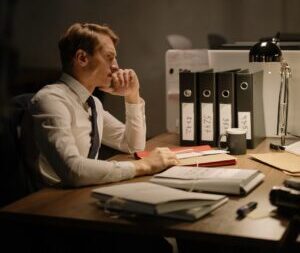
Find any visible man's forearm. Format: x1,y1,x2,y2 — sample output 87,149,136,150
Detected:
125,91,140,104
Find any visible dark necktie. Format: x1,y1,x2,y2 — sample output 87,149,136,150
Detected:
86,96,100,159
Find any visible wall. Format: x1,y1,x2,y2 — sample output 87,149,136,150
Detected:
11,0,300,138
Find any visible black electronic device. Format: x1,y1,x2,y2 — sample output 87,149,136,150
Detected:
269,186,300,211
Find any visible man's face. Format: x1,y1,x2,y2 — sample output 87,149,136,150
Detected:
87,34,118,89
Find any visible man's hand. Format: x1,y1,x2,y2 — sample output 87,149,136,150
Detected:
101,69,140,104
132,147,179,176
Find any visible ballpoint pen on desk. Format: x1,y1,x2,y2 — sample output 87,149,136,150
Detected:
236,201,258,218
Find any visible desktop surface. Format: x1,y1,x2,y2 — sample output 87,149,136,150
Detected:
0,133,290,249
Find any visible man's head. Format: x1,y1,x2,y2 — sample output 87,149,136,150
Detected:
58,23,119,90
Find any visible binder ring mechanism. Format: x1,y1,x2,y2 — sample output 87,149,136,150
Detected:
222,90,230,98
183,89,192,97
240,81,249,90
203,89,211,98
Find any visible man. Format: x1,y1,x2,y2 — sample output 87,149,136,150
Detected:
28,23,178,188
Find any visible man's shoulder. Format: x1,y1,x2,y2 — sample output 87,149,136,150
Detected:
34,83,70,101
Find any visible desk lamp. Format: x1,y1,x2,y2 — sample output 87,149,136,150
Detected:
249,38,292,149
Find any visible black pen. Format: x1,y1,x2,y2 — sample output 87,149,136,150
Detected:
236,201,257,217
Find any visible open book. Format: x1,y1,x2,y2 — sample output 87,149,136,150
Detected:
150,166,265,195
91,182,228,221
134,146,236,167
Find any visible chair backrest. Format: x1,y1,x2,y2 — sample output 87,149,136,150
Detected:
0,93,40,207
166,34,192,49
207,33,227,49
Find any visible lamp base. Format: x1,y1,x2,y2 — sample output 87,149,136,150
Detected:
269,143,285,151
270,139,298,151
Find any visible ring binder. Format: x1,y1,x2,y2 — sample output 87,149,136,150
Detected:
236,70,265,148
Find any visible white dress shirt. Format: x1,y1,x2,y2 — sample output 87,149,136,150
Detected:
30,73,146,187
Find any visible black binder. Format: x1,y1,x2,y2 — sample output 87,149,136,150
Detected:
216,69,240,146
197,70,217,146
179,71,198,146
236,70,265,148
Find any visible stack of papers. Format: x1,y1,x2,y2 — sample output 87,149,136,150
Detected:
92,182,228,221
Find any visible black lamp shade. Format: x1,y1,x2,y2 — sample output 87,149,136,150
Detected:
249,40,282,62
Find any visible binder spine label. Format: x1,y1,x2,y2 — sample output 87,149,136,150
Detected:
219,103,232,141
238,112,251,140
201,103,214,141
182,103,195,141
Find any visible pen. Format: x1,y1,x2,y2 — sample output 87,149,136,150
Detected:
236,201,257,217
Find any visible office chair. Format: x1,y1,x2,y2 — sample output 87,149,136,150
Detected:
207,33,227,49
0,93,40,207
166,34,192,49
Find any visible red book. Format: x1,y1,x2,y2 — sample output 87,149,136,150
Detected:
134,146,236,167
134,145,211,159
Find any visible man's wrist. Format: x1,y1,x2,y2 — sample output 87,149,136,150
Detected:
125,91,140,104
132,159,151,176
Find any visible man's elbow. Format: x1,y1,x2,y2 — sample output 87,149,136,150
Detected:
58,159,90,188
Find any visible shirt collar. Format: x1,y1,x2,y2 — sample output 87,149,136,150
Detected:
59,73,91,104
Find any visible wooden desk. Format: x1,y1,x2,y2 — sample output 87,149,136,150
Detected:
0,134,290,250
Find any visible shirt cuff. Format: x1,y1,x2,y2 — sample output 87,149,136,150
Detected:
125,98,145,116
116,161,136,179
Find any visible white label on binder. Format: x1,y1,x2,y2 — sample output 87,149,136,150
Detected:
219,104,232,141
182,103,194,141
238,112,251,140
201,103,214,141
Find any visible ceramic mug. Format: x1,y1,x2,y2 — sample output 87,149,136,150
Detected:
218,128,247,155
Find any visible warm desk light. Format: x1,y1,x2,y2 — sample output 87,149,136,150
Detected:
249,38,292,149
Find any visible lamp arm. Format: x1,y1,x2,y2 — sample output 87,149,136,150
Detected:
277,59,292,146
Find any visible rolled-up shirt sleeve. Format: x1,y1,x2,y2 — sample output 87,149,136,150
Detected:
101,98,146,153
31,94,136,187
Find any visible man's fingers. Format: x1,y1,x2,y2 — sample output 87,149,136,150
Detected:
123,69,130,87
117,70,125,87
155,147,171,152
112,74,119,87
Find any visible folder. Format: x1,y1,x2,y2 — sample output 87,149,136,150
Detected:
197,70,217,146
251,152,300,174
216,69,240,146
179,71,198,145
236,70,265,148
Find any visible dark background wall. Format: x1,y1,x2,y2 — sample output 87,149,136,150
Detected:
4,0,300,137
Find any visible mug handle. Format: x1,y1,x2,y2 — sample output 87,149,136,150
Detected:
218,133,228,150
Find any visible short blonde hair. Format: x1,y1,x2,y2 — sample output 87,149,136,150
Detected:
58,23,119,71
